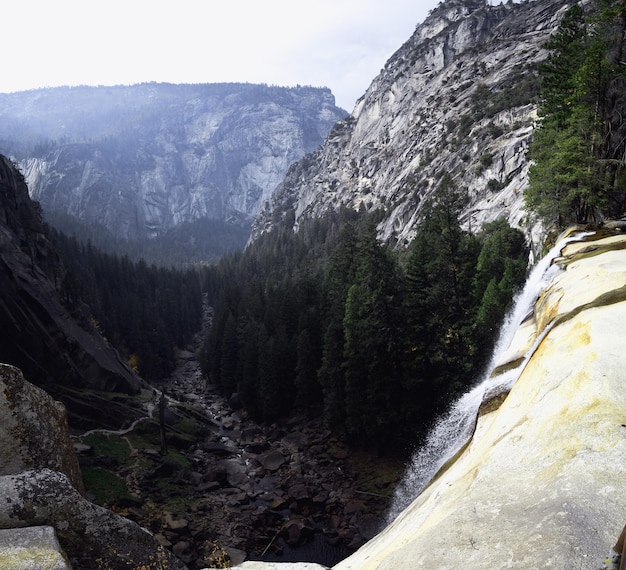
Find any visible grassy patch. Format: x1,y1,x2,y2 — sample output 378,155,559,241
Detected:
346,451,404,499
82,466,139,506
83,433,132,465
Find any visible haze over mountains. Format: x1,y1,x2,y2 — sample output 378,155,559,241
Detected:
0,0,574,265
0,83,346,263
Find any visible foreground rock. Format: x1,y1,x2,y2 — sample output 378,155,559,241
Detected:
0,526,71,570
0,469,186,569
332,230,626,568
0,364,83,491
0,362,186,570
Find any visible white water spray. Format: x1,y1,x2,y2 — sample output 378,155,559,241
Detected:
387,230,593,521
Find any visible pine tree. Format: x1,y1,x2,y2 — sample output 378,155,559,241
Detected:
318,223,358,431
342,221,404,447
525,2,626,225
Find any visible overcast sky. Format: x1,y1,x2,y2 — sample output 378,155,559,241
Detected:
1,0,440,111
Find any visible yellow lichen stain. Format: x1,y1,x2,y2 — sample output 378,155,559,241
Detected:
534,288,563,335
0,547,67,568
571,320,591,347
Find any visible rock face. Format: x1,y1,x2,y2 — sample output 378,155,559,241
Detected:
0,83,346,241
0,154,142,426
0,469,188,570
251,0,577,248
0,526,72,570
328,229,626,569
0,364,83,491
0,363,187,570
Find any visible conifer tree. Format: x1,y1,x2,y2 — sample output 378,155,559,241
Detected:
342,221,404,446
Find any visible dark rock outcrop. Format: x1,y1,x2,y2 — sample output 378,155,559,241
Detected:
0,155,141,420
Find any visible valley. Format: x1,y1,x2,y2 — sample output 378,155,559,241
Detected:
74,306,402,568
0,0,624,567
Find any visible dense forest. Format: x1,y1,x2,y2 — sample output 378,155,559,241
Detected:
46,210,250,267
526,0,626,226
202,177,528,453
42,0,625,456
51,230,204,381
200,0,626,454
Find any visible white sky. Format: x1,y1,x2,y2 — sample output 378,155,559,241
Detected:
1,0,440,111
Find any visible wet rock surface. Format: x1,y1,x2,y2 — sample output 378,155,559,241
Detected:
76,337,402,569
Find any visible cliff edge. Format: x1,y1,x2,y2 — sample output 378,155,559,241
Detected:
331,229,626,569
0,154,142,428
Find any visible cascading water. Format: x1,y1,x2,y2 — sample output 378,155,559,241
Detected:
387,230,594,522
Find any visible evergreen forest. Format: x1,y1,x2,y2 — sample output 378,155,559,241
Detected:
51,230,204,381
525,0,626,226
202,178,529,453
202,0,626,454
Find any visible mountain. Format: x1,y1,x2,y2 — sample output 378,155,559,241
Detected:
251,0,577,249
0,82,346,255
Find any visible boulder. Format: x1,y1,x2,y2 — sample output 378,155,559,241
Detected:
0,363,83,491
224,459,249,487
281,515,314,547
0,469,187,569
0,526,71,570
258,450,286,472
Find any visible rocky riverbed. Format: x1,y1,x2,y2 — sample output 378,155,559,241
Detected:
74,322,403,569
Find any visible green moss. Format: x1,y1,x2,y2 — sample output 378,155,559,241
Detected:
82,467,139,506
82,433,132,465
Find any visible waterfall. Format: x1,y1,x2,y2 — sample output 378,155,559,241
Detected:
387,230,593,521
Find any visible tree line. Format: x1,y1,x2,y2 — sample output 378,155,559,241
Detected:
202,177,528,454
525,0,626,226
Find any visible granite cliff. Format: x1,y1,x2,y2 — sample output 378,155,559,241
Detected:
0,83,346,248
0,154,142,428
251,0,578,248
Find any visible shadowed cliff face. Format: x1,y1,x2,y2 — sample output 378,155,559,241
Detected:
0,155,142,425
